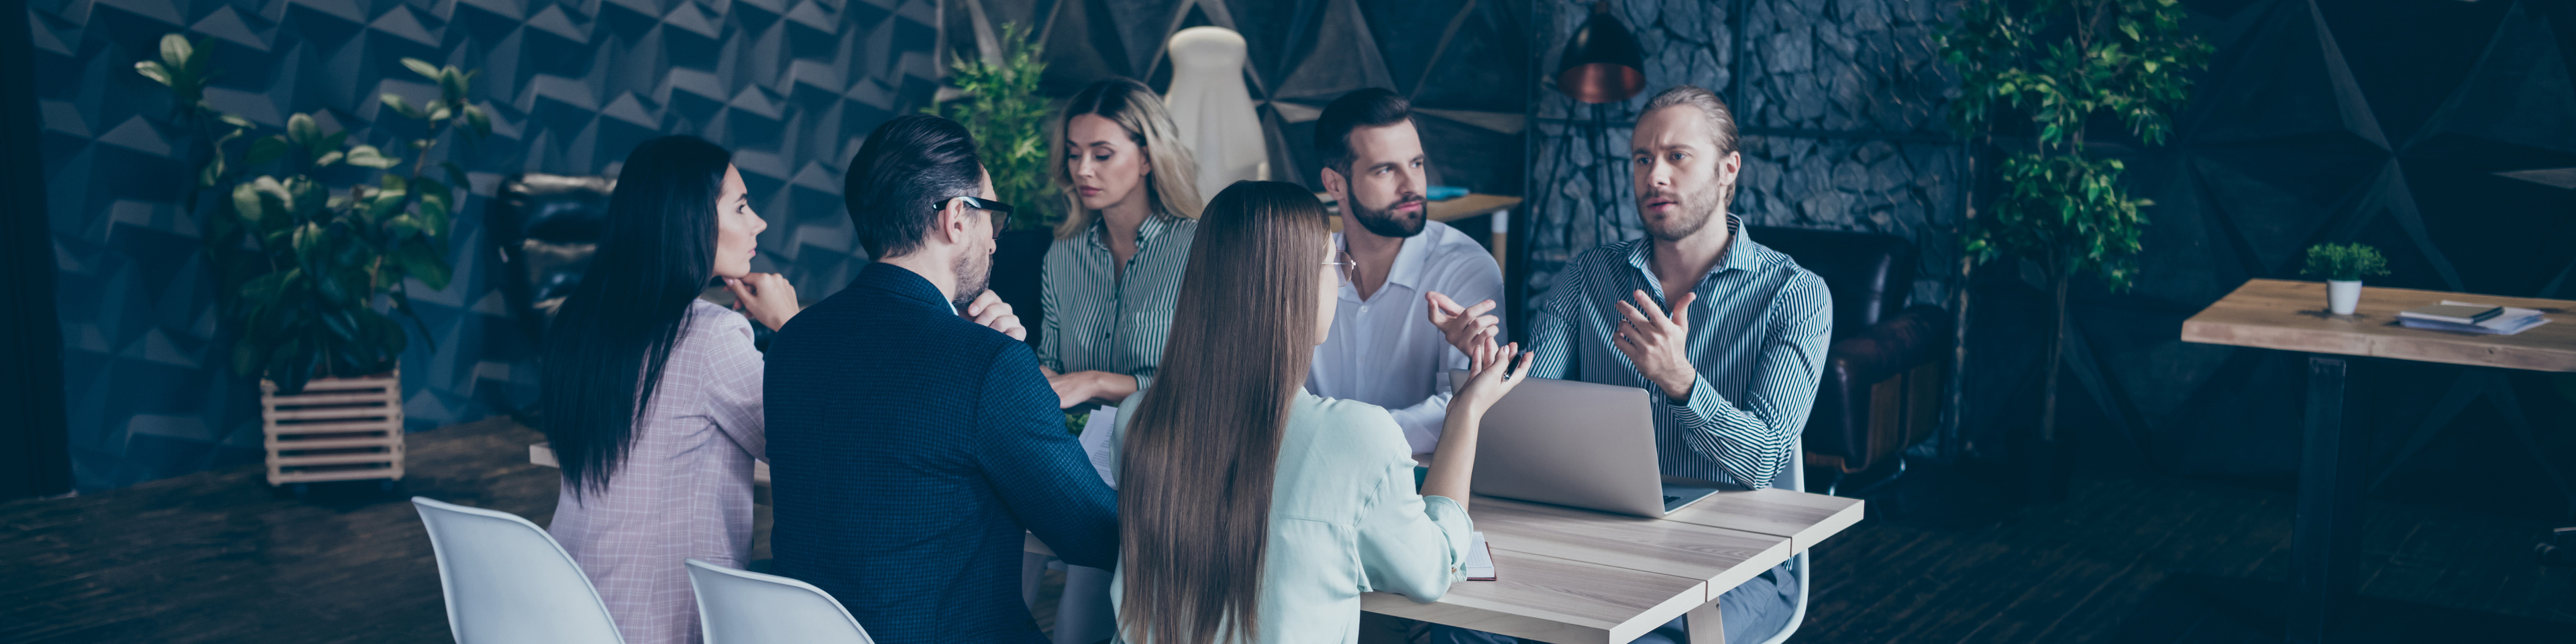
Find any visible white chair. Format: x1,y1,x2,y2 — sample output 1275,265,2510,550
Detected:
409,496,625,644
1752,435,1811,644
685,559,875,644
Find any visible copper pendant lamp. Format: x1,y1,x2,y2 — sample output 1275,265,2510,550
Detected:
1555,2,1646,103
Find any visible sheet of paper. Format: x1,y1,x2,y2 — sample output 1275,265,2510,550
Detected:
1465,531,1495,581
1080,407,1118,489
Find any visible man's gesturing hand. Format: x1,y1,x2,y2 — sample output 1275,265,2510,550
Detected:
1612,290,1698,400
964,290,1026,341
1426,291,1501,356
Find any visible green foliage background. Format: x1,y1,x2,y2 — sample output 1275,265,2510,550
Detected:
928,22,1062,231
139,35,490,393
1941,0,2210,444
1942,0,2210,290
2301,243,2390,282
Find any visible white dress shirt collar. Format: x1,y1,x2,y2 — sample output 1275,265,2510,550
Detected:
1334,223,1438,303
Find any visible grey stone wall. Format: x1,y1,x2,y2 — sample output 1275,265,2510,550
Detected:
1524,0,1961,313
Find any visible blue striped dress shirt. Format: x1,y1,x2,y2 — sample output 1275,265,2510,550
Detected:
1524,215,1832,488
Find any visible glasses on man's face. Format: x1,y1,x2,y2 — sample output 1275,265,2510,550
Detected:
1325,249,1358,287
932,196,1017,239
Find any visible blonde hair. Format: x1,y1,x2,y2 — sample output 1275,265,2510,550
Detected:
1051,77,1204,239
1642,85,1740,156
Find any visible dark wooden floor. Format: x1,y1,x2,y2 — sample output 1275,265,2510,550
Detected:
4,419,2572,643
1800,465,2576,643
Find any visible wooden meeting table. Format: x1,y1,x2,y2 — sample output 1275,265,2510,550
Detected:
1025,488,1860,644
2181,278,2576,644
533,445,1861,643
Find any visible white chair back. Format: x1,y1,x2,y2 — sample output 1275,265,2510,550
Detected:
410,496,625,644
686,559,875,644
1756,435,1812,644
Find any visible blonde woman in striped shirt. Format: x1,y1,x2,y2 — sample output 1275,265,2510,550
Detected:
1038,77,1204,409
1035,76,1205,644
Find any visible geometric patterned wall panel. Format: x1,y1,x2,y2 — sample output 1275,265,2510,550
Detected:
1523,0,1964,318
1962,0,2576,476
966,0,1531,198
34,0,936,490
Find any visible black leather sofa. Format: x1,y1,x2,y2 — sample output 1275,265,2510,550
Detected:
1748,226,1951,479
487,174,617,344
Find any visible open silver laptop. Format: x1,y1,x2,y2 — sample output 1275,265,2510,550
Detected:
1448,370,1721,517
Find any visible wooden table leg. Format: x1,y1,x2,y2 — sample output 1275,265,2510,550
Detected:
2290,354,2361,644
1686,600,1725,644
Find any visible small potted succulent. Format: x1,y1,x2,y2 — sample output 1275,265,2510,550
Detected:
2302,242,2389,315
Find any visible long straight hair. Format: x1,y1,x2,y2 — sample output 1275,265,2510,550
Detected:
540,136,733,497
1116,181,1329,644
1051,77,1203,239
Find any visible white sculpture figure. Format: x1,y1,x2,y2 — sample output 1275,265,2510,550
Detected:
1163,26,1268,203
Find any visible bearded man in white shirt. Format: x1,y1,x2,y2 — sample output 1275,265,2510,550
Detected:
1305,88,1507,461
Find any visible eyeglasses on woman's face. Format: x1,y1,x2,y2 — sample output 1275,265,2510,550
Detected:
932,196,1016,239
1325,248,1358,287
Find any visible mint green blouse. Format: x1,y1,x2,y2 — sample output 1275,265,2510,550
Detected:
1105,390,1473,643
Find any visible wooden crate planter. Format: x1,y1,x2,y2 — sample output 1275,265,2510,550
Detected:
261,370,405,486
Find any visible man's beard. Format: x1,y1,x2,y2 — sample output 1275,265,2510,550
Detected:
1639,177,1729,242
1351,193,1428,238
951,248,992,309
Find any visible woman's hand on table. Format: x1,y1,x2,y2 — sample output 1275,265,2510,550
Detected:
1048,370,1138,409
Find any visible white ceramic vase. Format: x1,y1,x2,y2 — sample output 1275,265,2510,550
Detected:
2327,280,2362,315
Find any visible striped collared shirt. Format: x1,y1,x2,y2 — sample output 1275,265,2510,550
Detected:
1524,215,1831,488
1039,212,1198,392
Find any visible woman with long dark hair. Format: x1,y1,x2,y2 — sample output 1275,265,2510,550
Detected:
539,135,801,644
1101,181,1534,643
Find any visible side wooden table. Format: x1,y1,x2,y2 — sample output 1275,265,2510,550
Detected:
2181,278,2576,643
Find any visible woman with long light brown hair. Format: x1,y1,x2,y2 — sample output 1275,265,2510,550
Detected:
1100,180,1533,643
1035,77,1208,644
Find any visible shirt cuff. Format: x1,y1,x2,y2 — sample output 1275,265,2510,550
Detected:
1668,374,1727,425
1420,494,1474,584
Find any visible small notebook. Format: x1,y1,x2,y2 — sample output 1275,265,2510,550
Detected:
1466,532,1496,581
2398,303,2504,325
2395,301,2550,335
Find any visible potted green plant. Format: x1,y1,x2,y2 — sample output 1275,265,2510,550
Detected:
928,21,1067,353
928,21,1060,232
140,35,490,488
1941,0,2210,498
2302,242,2388,315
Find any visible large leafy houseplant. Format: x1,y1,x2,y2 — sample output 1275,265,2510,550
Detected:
928,21,1060,231
1941,1,2210,463
139,34,491,394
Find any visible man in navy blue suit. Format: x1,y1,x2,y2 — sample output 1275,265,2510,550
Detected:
765,115,1118,644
